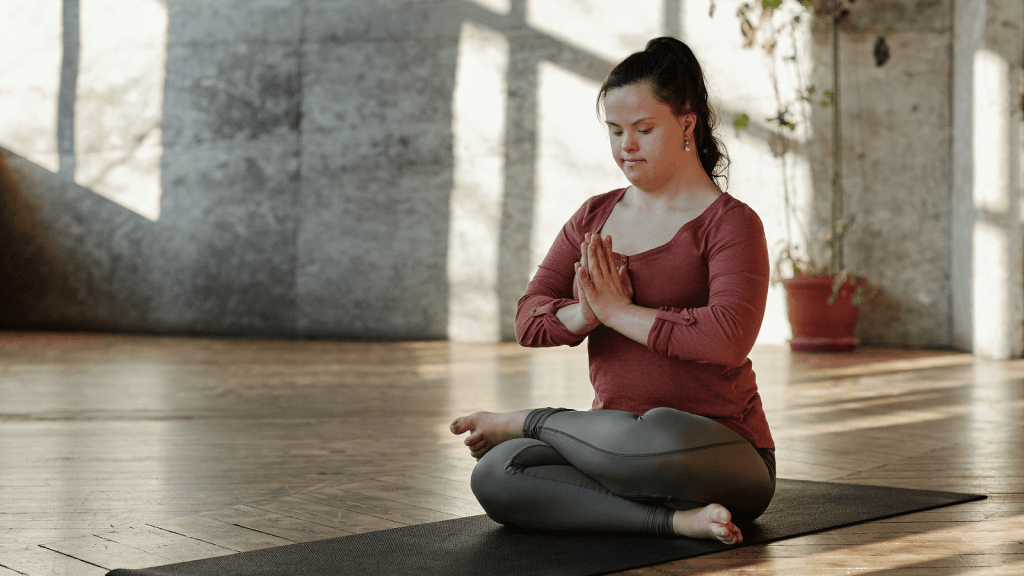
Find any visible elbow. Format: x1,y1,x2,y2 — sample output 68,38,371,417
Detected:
514,309,545,348
514,305,533,346
710,327,757,367
514,322,531,347
708,307,759,366
719,347,752,368
516,322,551,348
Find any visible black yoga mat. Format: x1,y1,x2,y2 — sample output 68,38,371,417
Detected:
107,479,984,576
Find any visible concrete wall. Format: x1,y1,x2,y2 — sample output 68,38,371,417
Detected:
952,0,1024,358
805,0,956,348
2,0,1022,351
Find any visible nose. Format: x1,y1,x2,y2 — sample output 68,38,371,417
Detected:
621,131,638,153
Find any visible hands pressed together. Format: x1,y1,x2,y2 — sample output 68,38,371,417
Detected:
575,233,635,331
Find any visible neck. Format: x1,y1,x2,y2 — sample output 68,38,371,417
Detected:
630,163,721,210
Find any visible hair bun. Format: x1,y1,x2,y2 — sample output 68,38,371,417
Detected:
645,37,690,60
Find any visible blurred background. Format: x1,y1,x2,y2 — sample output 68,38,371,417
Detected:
1,0,1021,356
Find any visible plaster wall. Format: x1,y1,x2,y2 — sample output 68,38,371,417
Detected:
952,0,1024,358
802,0,955,348
2,0,1015,349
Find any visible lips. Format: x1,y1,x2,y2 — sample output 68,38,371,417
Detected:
623,158,644,166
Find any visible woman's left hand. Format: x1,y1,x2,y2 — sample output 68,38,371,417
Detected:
578,234,634,324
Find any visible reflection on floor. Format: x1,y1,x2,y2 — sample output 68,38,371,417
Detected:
0,333,1021,574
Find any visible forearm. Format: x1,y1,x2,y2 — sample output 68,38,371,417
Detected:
602,304,658,346
516,296,589,347
556,302,600,335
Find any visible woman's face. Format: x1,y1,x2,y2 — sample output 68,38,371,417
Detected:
603,83,692,192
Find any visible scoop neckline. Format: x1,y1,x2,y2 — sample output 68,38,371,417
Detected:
596,187,729,259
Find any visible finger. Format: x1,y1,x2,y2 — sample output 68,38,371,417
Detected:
577,261,590,284
587,241,605,281
577,273,590,303
590,235,613,279
597,235,614,276
580,240,590,269
578,264,596,294
603,235,615,269
599,235,617,278
618,265,634,298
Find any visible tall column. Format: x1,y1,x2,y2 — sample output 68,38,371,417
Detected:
952,0,1024,358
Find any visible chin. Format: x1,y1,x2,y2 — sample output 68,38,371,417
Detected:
622,173,649,189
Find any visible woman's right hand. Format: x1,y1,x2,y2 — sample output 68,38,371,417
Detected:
576,234,602,330
575,262,600,329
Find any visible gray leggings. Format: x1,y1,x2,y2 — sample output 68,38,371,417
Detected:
470,407,776,536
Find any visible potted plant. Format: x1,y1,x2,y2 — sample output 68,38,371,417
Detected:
729,0,868,351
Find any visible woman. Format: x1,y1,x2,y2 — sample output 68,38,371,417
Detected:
450,37,775,545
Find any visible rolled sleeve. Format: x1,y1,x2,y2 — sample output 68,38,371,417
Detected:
647,307,700,358
656,308,696,326
517,297,587,347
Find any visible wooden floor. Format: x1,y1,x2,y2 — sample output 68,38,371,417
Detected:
0,332,1022,575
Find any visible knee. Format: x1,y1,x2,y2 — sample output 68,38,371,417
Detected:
470,444,509,506
470,438,544,525
741,474,776,522
733,495,773,524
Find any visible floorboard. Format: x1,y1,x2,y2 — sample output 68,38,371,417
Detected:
2,332,1023,574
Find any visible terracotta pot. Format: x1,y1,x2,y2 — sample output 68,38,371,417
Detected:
782,274,866,352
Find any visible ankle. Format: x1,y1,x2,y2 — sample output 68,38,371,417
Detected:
522,407,572,439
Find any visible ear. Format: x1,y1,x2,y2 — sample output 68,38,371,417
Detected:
677,111,698,139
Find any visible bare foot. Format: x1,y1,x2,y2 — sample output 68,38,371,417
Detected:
672,504,742,545
449,409,531,459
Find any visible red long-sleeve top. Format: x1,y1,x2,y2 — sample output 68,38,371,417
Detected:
516,188,774,449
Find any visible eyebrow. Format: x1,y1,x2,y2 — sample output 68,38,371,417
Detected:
605,117,654,128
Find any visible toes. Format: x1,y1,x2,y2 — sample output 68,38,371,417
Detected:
712,522,741,545
709,505,731,524
451,417,474,434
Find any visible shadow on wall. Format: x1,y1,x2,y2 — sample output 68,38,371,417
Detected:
2,0,702,340
0,149,56,328
0,147,152,331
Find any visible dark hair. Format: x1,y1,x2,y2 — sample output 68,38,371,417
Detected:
597,37,729,187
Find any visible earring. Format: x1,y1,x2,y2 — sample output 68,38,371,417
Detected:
685,140,691,152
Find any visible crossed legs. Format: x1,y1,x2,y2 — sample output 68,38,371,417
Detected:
450,407,775,543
